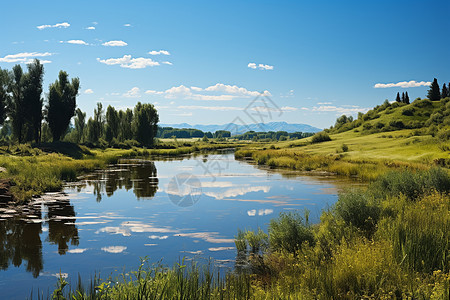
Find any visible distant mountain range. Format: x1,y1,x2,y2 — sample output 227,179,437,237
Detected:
159,122,322,135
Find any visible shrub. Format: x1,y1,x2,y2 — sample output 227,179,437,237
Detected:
334,190,380,237
402,107,415,116
369,168,450,201
311,132,331,143
341,144,349,152
269,211,315,254
389,120,405,129
413,99,433,108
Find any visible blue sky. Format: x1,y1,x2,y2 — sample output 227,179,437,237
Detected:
1,0,449,129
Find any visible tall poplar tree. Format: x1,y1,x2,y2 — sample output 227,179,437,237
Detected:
10,65,25,143
46,71,80,141
22,59,44,143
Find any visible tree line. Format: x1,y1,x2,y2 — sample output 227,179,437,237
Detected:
0,59,159,147
0,59,80,144
63,102,159,147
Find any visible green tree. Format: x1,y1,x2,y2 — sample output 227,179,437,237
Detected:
401,92,405,103
22,59,44,143
10,65,25,143
427,78,441,101
132,102,159,147
105,105,119,143
86,103,104,144
86,117,96,143
46,71,80,141
442,83,448,99
404,91,410,104
118,109,133,141
395,92,401,103
74,108,86,143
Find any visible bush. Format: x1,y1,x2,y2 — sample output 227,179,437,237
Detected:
402,107,415,116
413,98,433,108
341,144,349,152
311,132,331,143
269,211,315,254
389,120,405,129
334,190,380,237
369,168,450,201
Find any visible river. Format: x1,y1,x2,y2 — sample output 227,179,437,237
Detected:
0,152,356,299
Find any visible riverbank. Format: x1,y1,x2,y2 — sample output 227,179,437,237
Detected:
0,141,247,203
235,129,449,181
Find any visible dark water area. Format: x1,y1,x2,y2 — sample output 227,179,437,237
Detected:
0,153,357,299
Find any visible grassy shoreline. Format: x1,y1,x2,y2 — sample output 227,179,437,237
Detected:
0,141,244,203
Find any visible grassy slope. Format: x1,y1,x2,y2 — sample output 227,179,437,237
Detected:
236,98,450,180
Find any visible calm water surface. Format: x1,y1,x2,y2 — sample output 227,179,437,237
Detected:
0,153,354,299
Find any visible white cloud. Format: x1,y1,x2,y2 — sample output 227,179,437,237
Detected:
37,22,70,30
204,83,271,97
248,62,274,70
162,61,173,65
97,55,160,69
86,26,95,30
280,106,298,112
142,83,271,101
317,102,332,105
148,50,170,55
191,94,236,101
123,87,141,98
101,246,127,253
148,235,169,240
170,112,193,116
312,105,370,115
102,40,128,47
67,248,88,254
178,105,242,111
84,89,94,94
145,90,164,95
65,40,89,45
374,80,431,88
165,85,192,98
0,52,53,64
247,208,273,217
124,24,131,27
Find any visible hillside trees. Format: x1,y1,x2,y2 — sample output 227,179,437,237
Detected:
427,78,441,101
46,71,80,141
442,83,448,99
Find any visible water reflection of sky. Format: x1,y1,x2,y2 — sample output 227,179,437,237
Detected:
0,153,347,299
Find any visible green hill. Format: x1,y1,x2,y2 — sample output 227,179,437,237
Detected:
236,97,450,180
